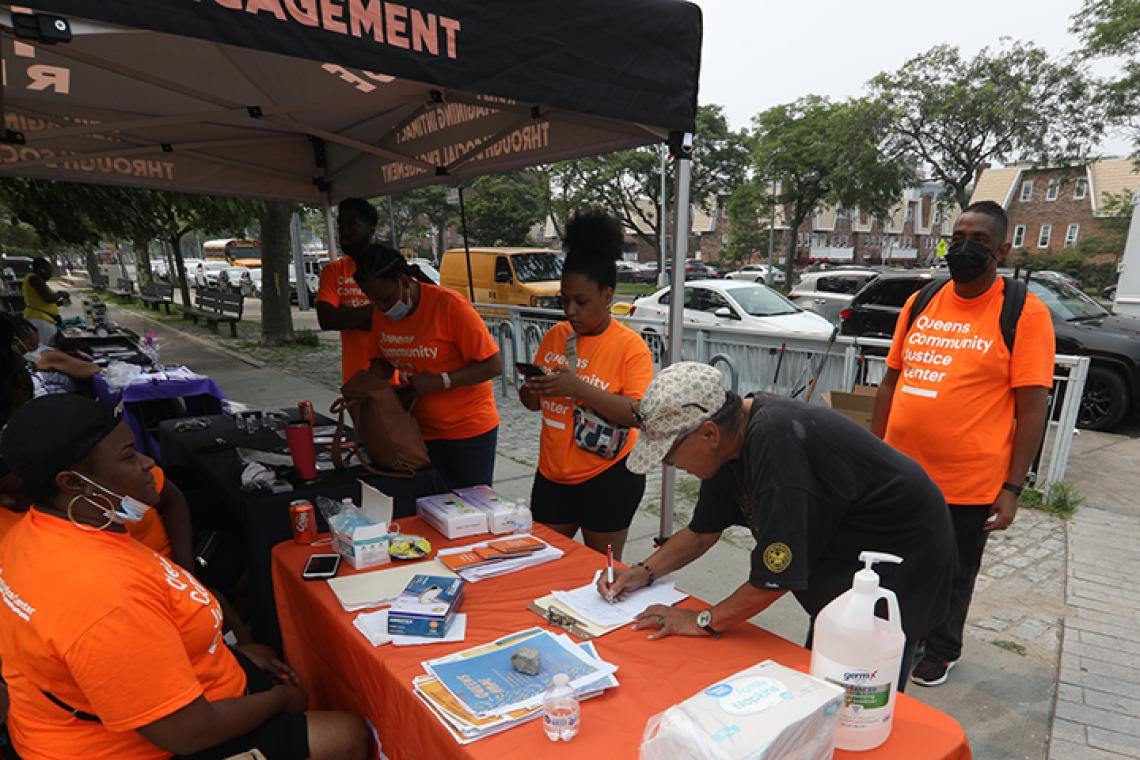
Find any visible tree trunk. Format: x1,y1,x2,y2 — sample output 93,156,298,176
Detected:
170,233,192,315
134,238,153,284
84,245,100,281
260,201,295,346
783,205,805,287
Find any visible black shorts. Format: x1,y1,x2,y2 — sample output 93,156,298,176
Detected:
174,649,309,760
531,455,646,533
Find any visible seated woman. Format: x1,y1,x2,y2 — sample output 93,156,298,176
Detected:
8,315,100,397
353,244,503,489
0,394,368,760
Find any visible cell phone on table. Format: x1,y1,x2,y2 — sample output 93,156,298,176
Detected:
515,361,546,378
301,554,341,580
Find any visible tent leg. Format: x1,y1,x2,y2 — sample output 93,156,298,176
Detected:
291,211,310,311
322,191,339,259
659,134,693,545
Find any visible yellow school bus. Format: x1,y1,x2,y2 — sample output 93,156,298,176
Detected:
203,239,261,268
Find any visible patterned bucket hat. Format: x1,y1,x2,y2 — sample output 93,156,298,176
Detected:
627,362,727,475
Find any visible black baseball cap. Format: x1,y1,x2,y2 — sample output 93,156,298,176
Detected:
1,394,120,491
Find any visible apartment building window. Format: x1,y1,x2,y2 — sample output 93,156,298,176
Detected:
1012,224,1026,248
1038,224,1052,248
1046,179,1061,201
1074,178,1088,200
1065,223,1080,247
835,206,847,219
904,204,914,224
1020,180,1034,202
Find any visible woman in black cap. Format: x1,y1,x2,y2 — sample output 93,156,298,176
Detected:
0,394,368,760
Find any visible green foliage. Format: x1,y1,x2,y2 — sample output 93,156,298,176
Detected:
724,180,772,268
871,42,1104,209
549,104,752,257
752,96,913,281
1019,481,1085,519
464,170,546,246
1073,0,1140,149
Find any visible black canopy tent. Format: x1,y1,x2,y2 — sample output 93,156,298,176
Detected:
0,0,702,537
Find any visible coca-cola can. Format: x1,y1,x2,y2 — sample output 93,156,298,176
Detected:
298,400,315,426
289,499,318,545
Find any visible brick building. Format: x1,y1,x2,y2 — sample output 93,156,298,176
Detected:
969,158,1138,258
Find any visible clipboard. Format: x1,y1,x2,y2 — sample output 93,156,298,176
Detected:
527,594,624,640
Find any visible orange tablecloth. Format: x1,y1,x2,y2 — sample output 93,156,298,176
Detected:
272,520,971,760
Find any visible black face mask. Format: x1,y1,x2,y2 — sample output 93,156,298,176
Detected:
946,239,995,283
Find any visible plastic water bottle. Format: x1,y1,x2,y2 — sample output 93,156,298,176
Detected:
542,673,579,742
512,499,533,533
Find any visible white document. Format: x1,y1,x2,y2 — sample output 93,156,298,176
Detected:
551,570,689,629
354,610,468,647
328,559,456,611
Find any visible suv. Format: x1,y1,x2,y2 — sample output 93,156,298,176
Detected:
789,268,880,324
726,263,786,285
841,270,1140,430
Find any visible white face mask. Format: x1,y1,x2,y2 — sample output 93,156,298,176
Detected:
71,472,154,524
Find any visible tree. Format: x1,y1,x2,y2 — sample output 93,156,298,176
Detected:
724,180,772,269
258,201,295,346
1073,0,1140,150
550,104,752,261
752,96,914,282
464,171,546,246
871,42,1104,209
401,185,458,258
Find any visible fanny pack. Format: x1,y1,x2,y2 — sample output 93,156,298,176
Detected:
565,332,629,460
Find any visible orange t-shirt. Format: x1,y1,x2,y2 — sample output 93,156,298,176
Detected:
368,283,500,441
128,466,172,559
535,320,654,484
0,509,246,760
317,256,377,384
885,278,1055,504
0,468,172,556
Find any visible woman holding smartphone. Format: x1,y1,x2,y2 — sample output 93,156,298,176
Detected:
519,208,653,560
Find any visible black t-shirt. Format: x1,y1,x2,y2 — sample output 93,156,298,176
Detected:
690,394,954,639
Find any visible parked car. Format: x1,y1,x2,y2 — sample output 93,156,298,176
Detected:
287,258,327,303
149,258,170,281
244,268,262,298
629,279,834,345
788,268,881,324
1036,270,1082,290
840,269,1140,430
193,260,229,289
218,266,252,294
409,258,441,285
725,263,787,285
684,259,717,279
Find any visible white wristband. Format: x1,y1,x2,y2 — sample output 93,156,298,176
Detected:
441,371,452,390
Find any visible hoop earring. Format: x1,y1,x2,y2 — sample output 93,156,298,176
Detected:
67,493,115,532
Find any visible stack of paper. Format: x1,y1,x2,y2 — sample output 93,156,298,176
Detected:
327,559,457,611
550,570,689,629
436,534,563,582
413,628,619,743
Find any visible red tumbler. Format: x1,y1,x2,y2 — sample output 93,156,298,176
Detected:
285,422,317,481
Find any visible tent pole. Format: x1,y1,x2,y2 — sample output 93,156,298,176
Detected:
458,186,475,302
321,191,338,259
659,132,693,545
291,211,310,311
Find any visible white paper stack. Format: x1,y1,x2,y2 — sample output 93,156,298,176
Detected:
550,570,689,629
436,534,564,582
327,559,457,611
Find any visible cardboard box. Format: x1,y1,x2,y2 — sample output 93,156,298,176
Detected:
452,485,519,535
387,574,466,638
640,660,844,760
823,385,877,430
416,493,489,539
330,482,393,570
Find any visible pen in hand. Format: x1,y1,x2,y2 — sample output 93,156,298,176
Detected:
606,544,615,602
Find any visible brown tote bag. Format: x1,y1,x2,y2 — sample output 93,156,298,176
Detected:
330,368,430,478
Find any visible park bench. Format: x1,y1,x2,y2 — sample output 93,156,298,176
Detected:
186,287,243,337
139,281,175,314
109,276,135,301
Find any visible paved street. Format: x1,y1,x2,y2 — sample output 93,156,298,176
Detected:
95,293,1140,759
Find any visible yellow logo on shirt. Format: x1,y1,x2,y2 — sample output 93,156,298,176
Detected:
763,543,793,574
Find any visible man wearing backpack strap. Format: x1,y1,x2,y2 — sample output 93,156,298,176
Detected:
871,200,1055,687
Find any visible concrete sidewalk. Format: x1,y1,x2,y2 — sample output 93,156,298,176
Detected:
101,298,1140,760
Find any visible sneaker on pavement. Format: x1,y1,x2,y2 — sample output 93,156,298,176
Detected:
911,657,957,687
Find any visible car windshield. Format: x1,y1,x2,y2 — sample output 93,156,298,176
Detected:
1028,277,1108,321
511,253,562,283
727,285,800,317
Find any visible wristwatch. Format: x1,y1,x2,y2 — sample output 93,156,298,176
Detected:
696,609,722,639
1001,482,1024,496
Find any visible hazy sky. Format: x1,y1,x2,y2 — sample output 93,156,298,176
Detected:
691,0,1132,156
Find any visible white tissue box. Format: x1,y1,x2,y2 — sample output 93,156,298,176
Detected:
640,660,844,760
416,493,488,539
452,486,517,535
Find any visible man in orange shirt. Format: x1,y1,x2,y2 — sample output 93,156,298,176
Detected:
872,201,1054,687
316,198,379,385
